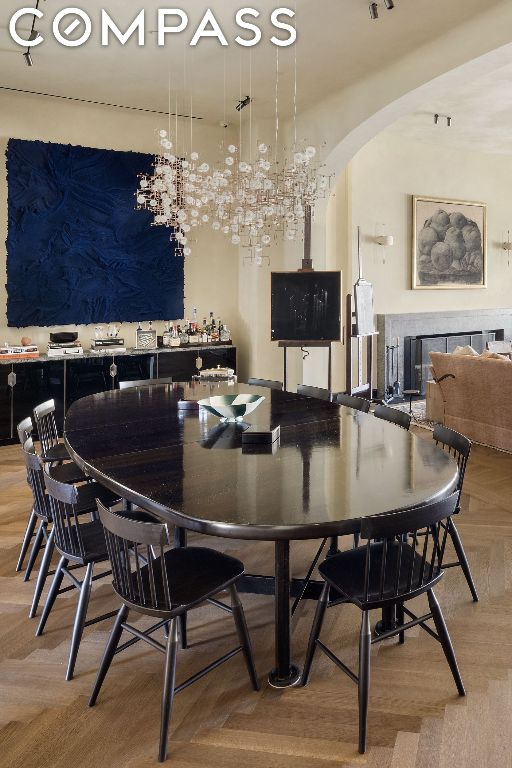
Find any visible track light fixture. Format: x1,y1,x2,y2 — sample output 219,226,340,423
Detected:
434,114,453,127
20,0,42,67
369,0,395,19
236,96,252,112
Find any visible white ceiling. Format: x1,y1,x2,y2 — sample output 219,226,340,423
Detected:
387,60,512,155
0,0,502,124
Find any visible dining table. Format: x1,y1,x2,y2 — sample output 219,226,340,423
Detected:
64,380,459,688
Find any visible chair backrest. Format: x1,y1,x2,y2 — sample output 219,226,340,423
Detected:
374,404,411,430
33,400,59,456
22,438,50,522
297,385,332,402
42,467,87,560
97,499,172,611
335,393,371,414
119,377,173,390
17,416,33,446
359,492,459,602
433,424,471,496
248,378,283,391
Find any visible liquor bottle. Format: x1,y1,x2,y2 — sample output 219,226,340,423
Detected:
201,317,208,344
162,321,172,347
179,324,189,345
220,322,231,343
170,324,180,347
189,311,200,344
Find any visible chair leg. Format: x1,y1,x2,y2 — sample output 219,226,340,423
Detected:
397,602,405,644
300,582,329,686
178,614,187,650
36,555,67,636
174,527,188,649
23,520,46,582
16,509,37,572
448,519,479,603
358,610,372,754
89,604,129,706
327,536,339,557
29,527,55,618
159,618,178,763
230,585,259,691
66,562,94,681
427,590,465,696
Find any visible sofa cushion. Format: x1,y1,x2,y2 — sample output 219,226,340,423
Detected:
480,350,510,361
452,345,479,356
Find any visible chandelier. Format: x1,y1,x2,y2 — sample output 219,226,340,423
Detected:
136,22,332,263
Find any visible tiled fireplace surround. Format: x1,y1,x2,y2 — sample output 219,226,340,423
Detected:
376,309,512,398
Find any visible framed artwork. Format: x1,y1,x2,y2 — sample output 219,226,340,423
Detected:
135,328,158,349
6,139,184,327
412,196,487,290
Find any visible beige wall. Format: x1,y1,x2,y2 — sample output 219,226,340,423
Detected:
349,131,512,315
0,89,243,365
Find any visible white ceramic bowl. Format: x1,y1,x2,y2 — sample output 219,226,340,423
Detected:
198,394,265,423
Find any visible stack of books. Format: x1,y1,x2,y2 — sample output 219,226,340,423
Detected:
90,338,126,354
0,344,40,360
47,342,84,357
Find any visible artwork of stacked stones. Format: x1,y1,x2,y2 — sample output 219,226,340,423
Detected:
417,209,483,284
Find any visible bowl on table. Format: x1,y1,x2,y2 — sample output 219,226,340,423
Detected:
198,394,265,423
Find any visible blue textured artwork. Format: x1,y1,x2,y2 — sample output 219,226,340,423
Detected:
6,138,184,327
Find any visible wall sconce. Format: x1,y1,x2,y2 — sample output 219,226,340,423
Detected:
376,235,394,247
503,231,512,267
375,233,394,265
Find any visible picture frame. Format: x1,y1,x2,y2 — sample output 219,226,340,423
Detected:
412,196,487,290
135,328,157,350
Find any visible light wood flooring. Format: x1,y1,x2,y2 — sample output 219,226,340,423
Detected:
1,430,512,767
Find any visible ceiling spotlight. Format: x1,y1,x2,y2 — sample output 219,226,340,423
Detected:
369,2,379,19
23,51,33,67
384,0,395,8
236,96,251,112
434,114,440,125
447,116,452,127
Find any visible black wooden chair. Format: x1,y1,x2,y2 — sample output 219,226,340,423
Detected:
335,393,371,414
248,378,283,391
21,438,53,610
297,384,332,401
16,417,39,575
33,400,88,484
89,500,259,762
301,492,464,754
374,404,411,431
433,424,478,602
36,469,121,680
21,438,118,619
118,377,174,390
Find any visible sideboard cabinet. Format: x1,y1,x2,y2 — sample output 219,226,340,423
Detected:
1,345,236,445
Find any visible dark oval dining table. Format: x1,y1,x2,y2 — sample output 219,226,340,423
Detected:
64,380,458,687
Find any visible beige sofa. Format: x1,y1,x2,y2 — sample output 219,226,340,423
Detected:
429,351,512,452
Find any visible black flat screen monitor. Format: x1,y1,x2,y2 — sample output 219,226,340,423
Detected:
271,271,341,343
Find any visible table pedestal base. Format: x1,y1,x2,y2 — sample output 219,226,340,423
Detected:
268,665,302,689
374,605,397,637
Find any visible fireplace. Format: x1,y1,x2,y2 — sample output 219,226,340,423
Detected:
375,310,512,398
403,329,503,395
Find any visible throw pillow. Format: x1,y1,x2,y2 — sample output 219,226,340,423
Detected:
480,350,510,360
452,345,479,356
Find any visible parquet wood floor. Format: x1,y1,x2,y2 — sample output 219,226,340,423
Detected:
1,430,511,767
